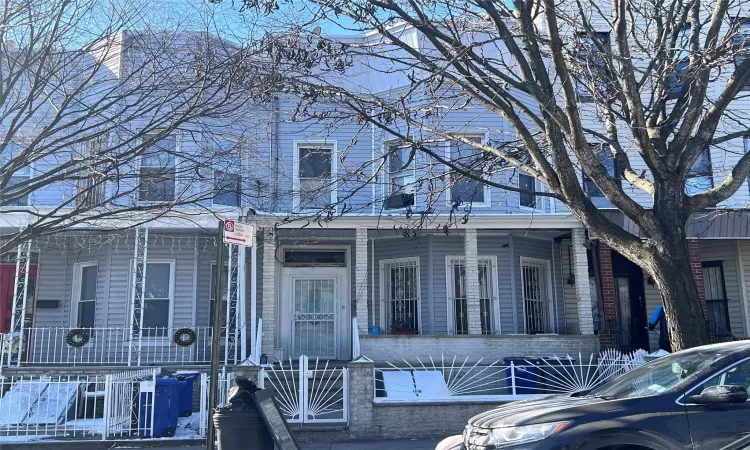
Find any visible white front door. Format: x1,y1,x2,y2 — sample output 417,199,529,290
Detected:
292,276,337,358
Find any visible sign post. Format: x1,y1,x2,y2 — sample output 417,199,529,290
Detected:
206,219,255,449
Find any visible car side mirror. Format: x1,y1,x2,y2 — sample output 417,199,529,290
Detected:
687,385,748,405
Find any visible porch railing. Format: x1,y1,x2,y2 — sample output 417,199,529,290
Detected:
1,326,225,367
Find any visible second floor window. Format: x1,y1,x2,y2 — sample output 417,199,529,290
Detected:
449,136,487,206
571,31,611,101
0,141,30,207
734,19,750,90
519,173,542,209
667,25,691,99
213,171,241,206
297,144,333,210
686,149,713,195
385,144,415,210
77,135,107,208
583,143,616,197
139,134,176,202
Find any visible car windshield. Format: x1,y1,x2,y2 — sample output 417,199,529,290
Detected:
589,347,736,399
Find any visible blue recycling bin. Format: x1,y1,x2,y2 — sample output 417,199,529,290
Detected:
174,371,200,417
504,357,539,394
140,377,181,437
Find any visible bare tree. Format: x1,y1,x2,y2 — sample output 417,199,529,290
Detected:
0,0,283,253
234,0,750,350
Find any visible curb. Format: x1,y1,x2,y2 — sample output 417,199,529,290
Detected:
0,438,202,449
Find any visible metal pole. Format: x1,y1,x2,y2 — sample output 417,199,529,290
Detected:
206,221,225,450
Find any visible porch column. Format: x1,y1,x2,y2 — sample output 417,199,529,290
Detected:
127,228,148,366
571,229,595,335
354,228,369,333
261,230,276,359
687,239,707,314
8,240,31,366
597,242,617,348
464,229,482,335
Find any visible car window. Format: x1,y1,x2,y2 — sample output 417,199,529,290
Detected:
693,358,750,397
590,347,736,399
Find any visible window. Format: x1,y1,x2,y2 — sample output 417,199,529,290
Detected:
296,143,333,210
77,135,107,208
283,250,346,266
667,26,691,99
381,258,420,334
686,149,713,195
74,263,98,329
213,171,241,206
448,256,497,335
139,134,176,202
518,173,547,209
583,143,616,197
384,144,415,209
0,141,31,207
133,261,173,336
449,136,487,205
570,32,611,100
694,358,750,395
734,19,750,90
209,263,228,327
702,261,731,335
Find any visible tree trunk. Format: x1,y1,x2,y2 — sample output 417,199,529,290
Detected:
646,180,710,351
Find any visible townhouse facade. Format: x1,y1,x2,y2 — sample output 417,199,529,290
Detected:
1,17,750,441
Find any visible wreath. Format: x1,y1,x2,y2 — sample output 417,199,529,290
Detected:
173,328,197,347
65,329,90,348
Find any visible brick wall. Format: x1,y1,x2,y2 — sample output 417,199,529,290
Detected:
598,243,617,348
359,335,600,363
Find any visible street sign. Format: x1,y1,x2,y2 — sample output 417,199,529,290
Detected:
223,220,254,247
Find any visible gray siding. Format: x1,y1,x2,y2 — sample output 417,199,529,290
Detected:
560,240,579,335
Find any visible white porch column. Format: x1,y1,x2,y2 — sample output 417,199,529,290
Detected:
127,228,148,366
464,229,482,335
261,230,276,358
354,228,369,333
8,241,31,366
572,228,595,335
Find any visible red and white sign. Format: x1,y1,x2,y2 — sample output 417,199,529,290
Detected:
223,220,254,247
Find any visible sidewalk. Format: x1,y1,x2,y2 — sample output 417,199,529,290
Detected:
143,439,441,450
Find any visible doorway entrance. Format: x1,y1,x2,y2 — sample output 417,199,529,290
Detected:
611,252,649,352
0,264,37,334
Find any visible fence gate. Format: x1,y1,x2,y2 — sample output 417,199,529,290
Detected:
262,355,348,424
102,368,158,439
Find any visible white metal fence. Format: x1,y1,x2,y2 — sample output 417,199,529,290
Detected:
0,326,219,367
0,368,159,442
261,355,348,424
374,350,646,403
198,370,235,437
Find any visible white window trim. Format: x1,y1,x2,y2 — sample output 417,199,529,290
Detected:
445,255,500,335
137,132,181,205
70,261,99,328
518,173,547,212
382,141,417,211
444,134,491,208
519,256,557,334
292,140,338,213
210,135,244,208
0,140,34,208
126,259,176,344
379,256,422,334
76,134,110,207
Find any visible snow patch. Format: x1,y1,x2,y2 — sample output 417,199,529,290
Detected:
173,415,201,439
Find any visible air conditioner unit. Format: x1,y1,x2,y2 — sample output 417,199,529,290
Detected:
384,193,414,209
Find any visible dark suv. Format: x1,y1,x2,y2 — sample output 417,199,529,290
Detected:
442,342,750,450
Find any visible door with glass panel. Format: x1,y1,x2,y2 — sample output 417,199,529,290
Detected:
448,257,496,334
292,277,338,358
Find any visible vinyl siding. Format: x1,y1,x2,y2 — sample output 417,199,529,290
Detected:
560,240,579,335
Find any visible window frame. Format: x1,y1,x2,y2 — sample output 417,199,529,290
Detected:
571,31,612,102
138,133,178,204
71,261,98,329
293,140,337,212
76,134,108,208
518,173,546,211
444,134,491,208
383,141,417,211
379,256,422,334
0,140,33,207
686,148,714,195
210,136,244,207
212,170,242,207
445,255,500,335
582,143,618,198
127,259,176,339
734,18,750,90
